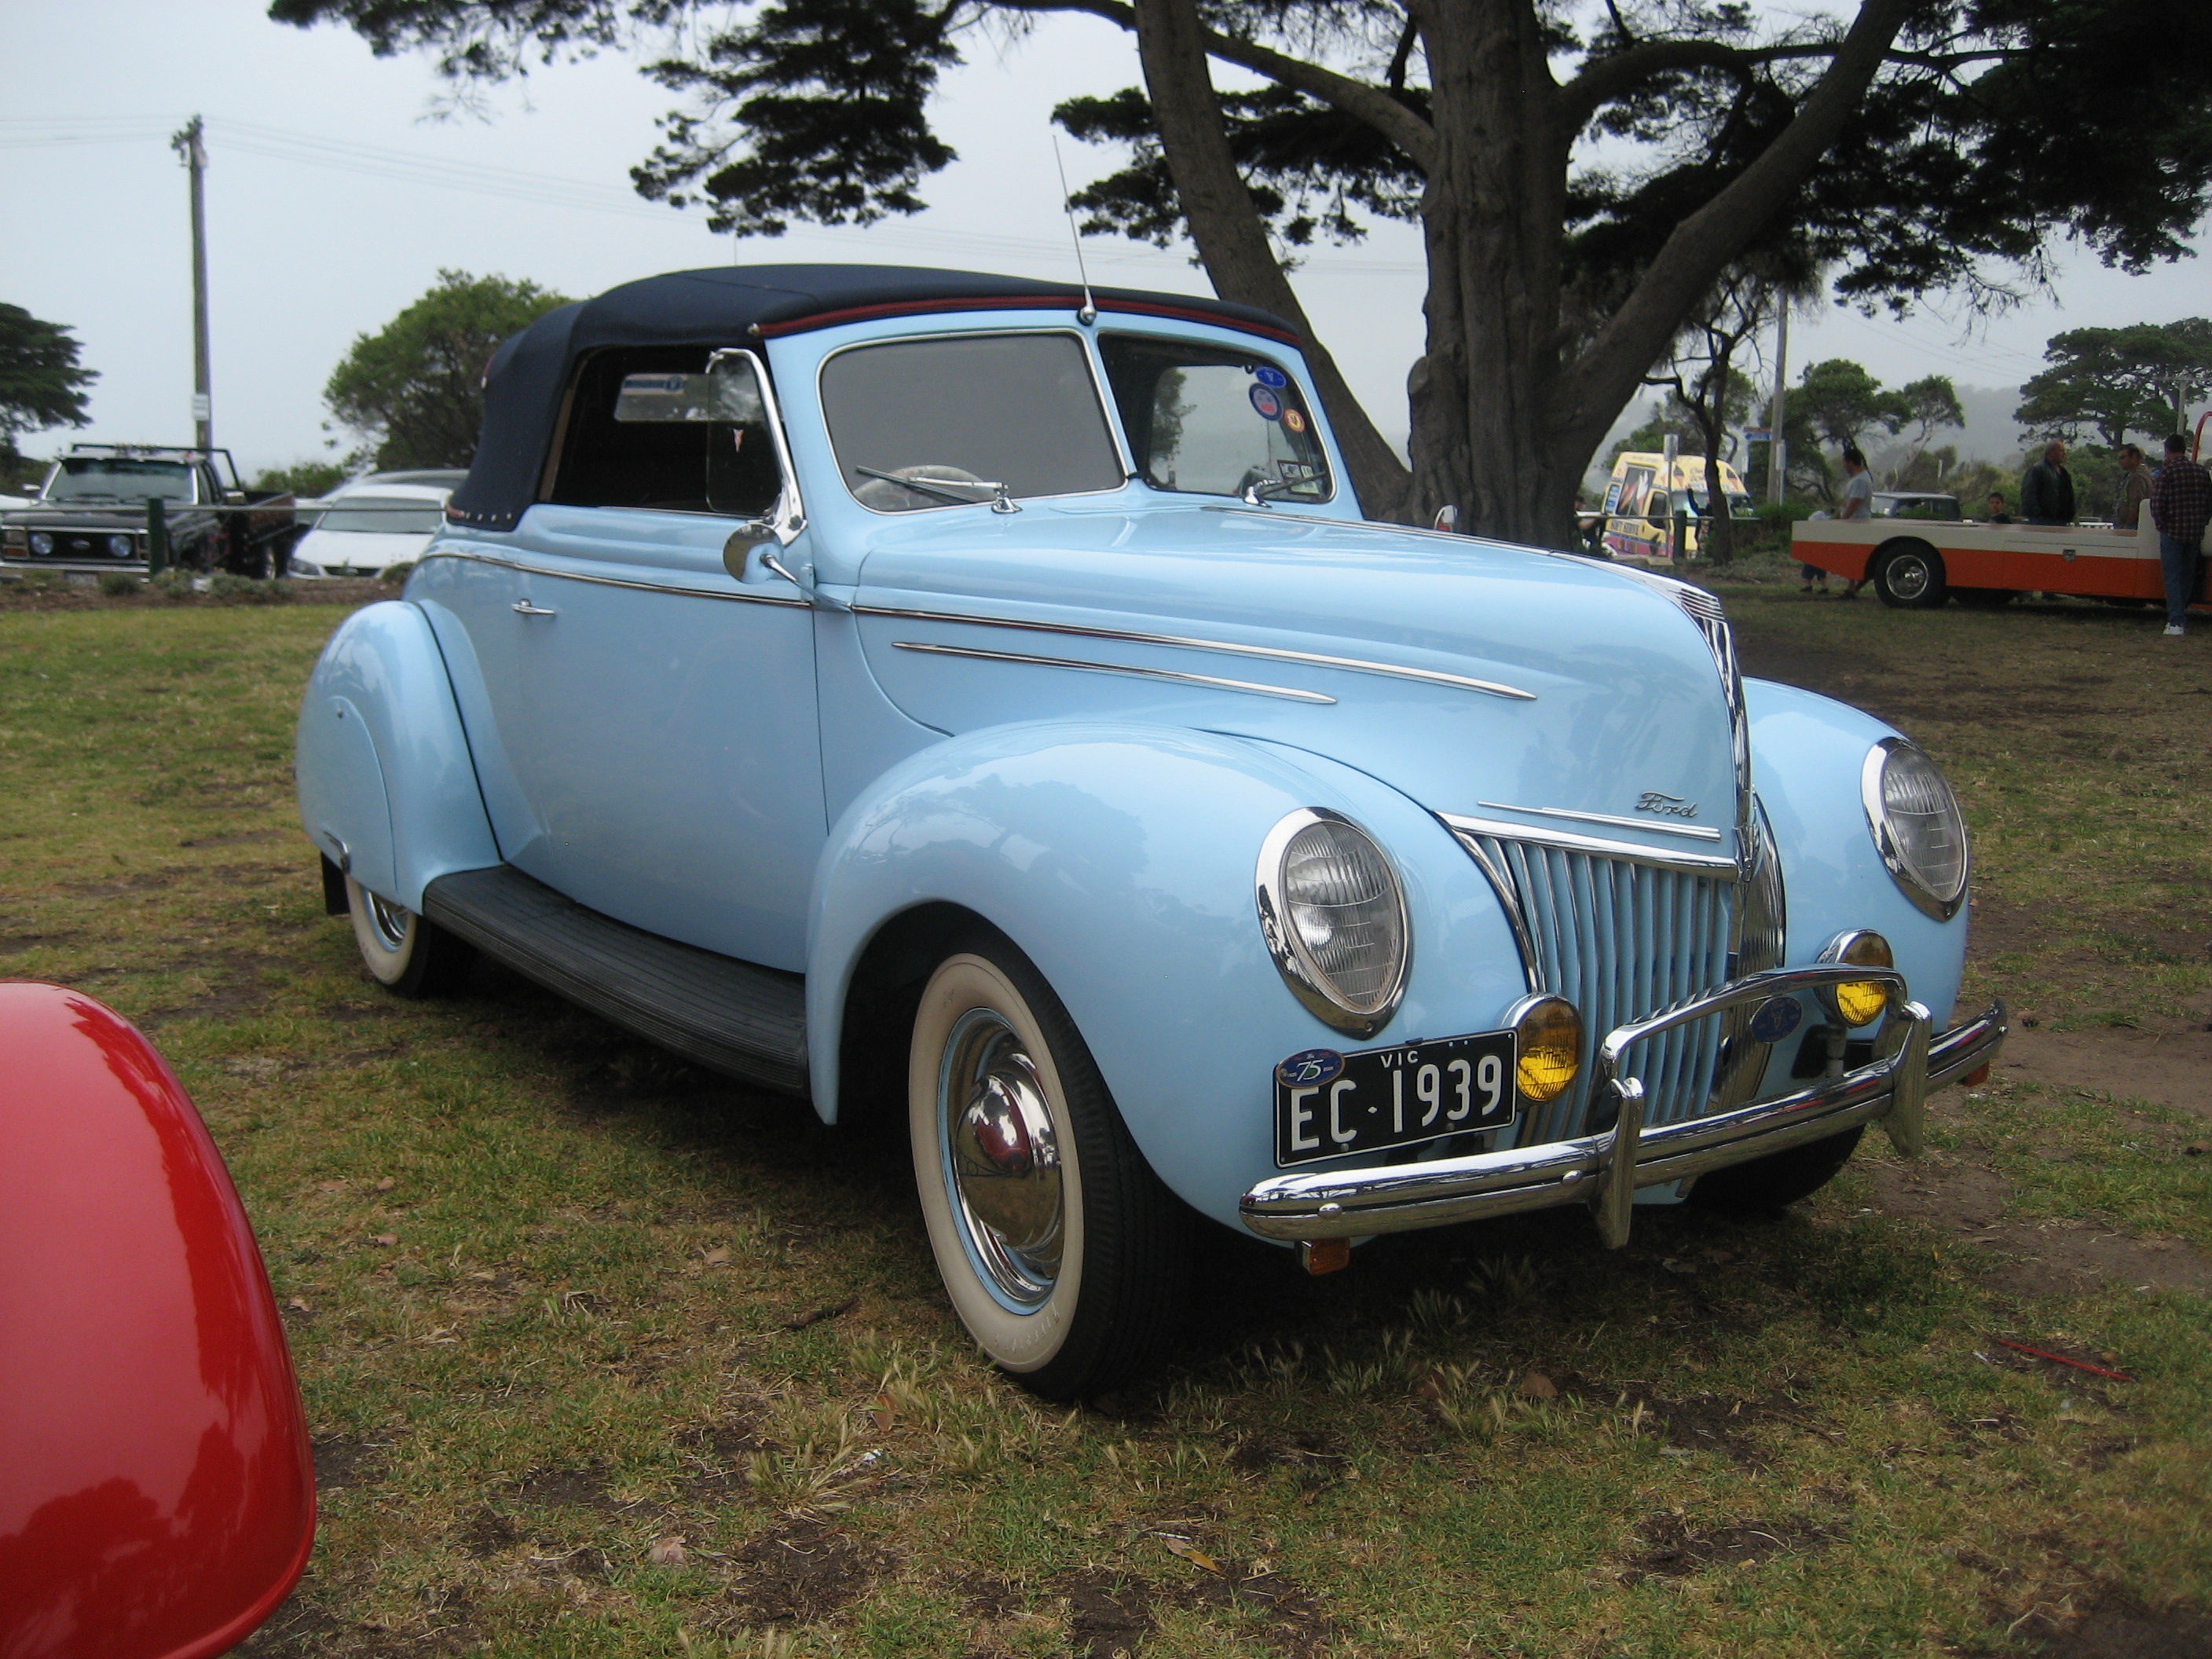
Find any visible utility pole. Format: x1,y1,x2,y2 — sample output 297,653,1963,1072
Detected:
171,115,212,451
1767,304,1789,506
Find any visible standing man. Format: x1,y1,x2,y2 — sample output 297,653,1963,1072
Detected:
2114,443,2153,529
2148,432,2211,638
1834,446,1874,597
2020,441,2075,526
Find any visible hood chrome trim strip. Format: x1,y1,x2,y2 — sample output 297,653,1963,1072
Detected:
1474,801,1723,842
891,639,1335,703
854,604,1537,701
1438,812,1739,874
416,548,811,607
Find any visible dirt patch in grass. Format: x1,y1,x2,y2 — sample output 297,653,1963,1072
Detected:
1998,1027,2212,1121
1621,1513,1838,1583
719,1517,891,1626
2023,1597,2212,1658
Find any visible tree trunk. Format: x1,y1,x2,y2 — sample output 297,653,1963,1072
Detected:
1129,0,1412,519
1406,0,1572,547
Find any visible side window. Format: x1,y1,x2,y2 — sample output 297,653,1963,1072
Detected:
548,346,784,517
1097,335,1331,502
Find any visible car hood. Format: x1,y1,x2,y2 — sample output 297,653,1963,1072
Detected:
849,504,1745,855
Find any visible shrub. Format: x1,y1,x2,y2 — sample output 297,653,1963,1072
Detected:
97,572,139,598
207,573,295,604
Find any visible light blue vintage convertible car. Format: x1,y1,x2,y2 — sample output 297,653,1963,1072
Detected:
295,265,2005,1397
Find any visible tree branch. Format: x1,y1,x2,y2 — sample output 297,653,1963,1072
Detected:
1551,0,1918,461
1012,0,1437,171
1556,36,2019,132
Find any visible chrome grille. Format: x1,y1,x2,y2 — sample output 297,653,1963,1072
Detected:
1457,830,1740,1144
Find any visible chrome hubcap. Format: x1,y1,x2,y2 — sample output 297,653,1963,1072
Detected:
1890,555,1931,599
940,1008,1064,1310
365,891,413,954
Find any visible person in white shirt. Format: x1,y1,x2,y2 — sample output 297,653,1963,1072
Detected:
1835,446,1873,598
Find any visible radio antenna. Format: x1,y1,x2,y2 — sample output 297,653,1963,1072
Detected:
1050,131,1097,325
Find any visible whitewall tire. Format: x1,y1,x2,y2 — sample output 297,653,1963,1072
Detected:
344,874,474,998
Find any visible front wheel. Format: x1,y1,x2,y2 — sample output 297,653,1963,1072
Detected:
908,937,1188,1398
1870,541,1949,609
1689,1126,1864,1214
345,873,475,998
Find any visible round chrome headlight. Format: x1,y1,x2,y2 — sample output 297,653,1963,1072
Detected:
106,534,133,558
30,532,53,556
1861,738,1968,919
1256,808,1409,1037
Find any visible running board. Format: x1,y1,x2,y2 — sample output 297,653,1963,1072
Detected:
422,865,808,1096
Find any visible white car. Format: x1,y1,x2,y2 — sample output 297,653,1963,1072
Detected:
287,471,465,578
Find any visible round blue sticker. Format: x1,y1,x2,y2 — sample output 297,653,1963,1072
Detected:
1276,1048,1343,1087
1249,385,1284,421
1254,366,1288,389
1748,994,1804,1044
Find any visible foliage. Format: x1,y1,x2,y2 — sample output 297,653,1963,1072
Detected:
324,270,571,471
253,460,348,498
0,303,97,469
2015,319,2212,449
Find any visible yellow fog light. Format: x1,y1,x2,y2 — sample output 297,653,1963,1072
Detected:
1509,994,1584,1103
1820,931,1893,1027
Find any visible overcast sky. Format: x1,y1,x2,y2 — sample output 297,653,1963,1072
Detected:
5,0,2207,479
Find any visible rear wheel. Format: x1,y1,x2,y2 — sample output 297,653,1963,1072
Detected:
1870,541,1949,609
345,873,475,998
908,936,1188,1398
1689,1126,1864,1214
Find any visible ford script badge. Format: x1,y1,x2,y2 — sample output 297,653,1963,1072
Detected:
1635,790,1700,819
1276,1048,1344,1087
1748,995,1804,1044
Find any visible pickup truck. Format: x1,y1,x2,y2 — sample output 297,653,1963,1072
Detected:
0,444,298,578
1792,513,2208,610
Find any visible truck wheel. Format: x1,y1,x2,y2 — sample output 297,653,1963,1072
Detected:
909,935,1188,1399
1688,1126,1863,1214
1870,541,1948,609
345,873,475,998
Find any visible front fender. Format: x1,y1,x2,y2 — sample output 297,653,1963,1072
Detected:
294,600,499,911
1746,678,1968,1024
806,720,1529,1229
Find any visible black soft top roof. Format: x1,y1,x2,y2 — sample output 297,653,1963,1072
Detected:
448,263,1300,530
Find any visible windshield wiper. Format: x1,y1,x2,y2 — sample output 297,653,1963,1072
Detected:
852,466,1019,514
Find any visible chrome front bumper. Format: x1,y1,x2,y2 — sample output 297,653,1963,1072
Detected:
1240,968,2006,1250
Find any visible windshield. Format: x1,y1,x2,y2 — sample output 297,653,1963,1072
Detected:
45,457,196,504
822,333,1122,512
1098,335,1330,503
1873,494,1961,520
313,496,445,535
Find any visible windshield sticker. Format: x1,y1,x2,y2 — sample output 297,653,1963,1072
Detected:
1248,385,1284,421
1283,408,1307,434
1254,366,1288,389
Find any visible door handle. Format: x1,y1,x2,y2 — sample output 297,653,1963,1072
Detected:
511,600,557,617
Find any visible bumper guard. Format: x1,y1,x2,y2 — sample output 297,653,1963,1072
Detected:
1240,968,2005,1250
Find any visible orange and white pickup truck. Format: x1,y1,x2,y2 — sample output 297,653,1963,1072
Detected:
1792,515,2210,611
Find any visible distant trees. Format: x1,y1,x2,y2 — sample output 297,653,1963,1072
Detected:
2015,320,2212,449
0,303,97,490
326,271,571,470
1783,358,1959,501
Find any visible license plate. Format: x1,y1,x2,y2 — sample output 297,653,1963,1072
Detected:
1273,1030,1518,1167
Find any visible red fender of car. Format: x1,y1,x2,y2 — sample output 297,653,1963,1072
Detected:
0,982,314,1659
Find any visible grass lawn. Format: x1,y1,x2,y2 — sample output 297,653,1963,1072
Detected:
2,577,2207,1657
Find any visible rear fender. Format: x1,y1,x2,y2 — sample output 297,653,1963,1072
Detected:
805,720,1528,1229
294,600,499,911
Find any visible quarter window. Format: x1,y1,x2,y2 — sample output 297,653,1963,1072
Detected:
820,333,1122,512
548,347,785,518
1097,335,1330,502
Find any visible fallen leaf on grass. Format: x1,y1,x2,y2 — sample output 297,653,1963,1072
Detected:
1159,1534,1222,1574
869,1393,896,1434
701,1247,731,1266
373,1176,395,1192
286,1298,310,1314
371,1233,398,1247
1516,1371,1558,1401
649,1536,687,1566
316,1180,346,1193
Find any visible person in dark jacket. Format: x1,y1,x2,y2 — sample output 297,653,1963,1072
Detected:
2020,441,2075,525
2149,432,2212,636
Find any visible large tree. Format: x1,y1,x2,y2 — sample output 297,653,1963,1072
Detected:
275,0,2212,544
327,270,573,470
2015,320,2212,449
0,303,97,485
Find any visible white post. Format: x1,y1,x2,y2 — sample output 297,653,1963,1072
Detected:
1661,432,1679,559
1767,306,1789,507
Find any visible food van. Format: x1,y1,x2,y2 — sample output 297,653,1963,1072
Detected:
1598,451,1756,562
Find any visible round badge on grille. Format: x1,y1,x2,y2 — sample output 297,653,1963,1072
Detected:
1748,994,1804,1044
1276,1048,1343,1087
